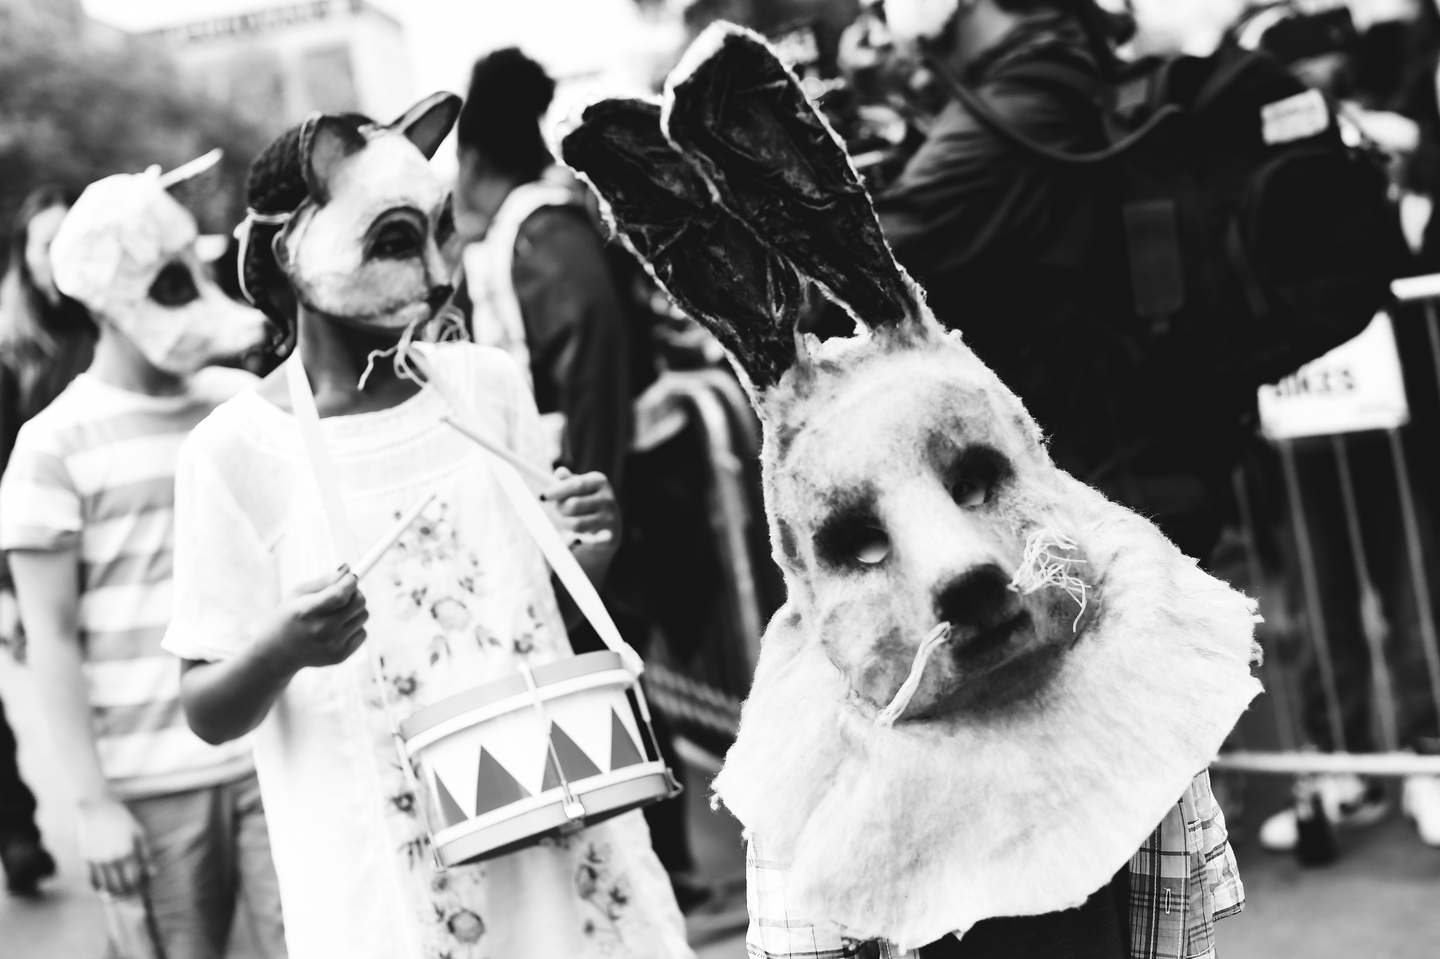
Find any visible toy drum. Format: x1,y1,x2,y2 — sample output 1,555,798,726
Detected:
399,650,681,867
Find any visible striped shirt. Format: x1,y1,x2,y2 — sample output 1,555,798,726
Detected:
0,368,256,798
744,772,1243,959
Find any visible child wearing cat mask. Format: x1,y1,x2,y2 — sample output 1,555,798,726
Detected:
161,96,693,959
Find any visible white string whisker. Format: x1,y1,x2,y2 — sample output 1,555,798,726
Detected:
874,621,953,727
1007,526,1089,632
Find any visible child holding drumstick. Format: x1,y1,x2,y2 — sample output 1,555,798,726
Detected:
163,97,692,959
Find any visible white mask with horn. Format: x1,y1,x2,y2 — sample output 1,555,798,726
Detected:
49,152,269,377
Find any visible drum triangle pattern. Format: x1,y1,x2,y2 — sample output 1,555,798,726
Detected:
610,708,645,769
434,773,469,828
541,750,566,793
475,747,530,816
549,722,602,783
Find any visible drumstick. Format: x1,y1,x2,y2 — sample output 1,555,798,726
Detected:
441,415,554,487
440,415,613,547
355,492,437,581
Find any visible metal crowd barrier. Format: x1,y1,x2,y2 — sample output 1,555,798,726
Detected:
1213,274,1440,777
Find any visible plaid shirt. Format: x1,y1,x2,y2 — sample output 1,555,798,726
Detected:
745,771,1243,959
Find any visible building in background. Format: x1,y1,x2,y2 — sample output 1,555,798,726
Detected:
143,0,413,135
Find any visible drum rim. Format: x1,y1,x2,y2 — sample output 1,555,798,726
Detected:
400,650,628,741
434,766,677,867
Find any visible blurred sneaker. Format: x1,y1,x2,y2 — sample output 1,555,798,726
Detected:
0,832,56,896
1258,773,1389,852
1402,775,1440,847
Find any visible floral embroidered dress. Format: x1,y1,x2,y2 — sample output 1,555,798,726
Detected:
163,343,693,959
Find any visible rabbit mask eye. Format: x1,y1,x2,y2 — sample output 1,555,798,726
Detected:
814,503,892,570
946,445,1011,509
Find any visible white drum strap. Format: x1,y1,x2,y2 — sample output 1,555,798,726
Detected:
408,349,646,678
285,356,437,860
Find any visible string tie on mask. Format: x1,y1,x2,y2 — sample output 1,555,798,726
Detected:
357,308,471,391
1008,527,1089,632
874,621,953,727
233,208,297,306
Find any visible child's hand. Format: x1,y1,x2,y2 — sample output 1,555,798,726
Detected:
542,468,621,551
259,566,369,673
77,796,150,895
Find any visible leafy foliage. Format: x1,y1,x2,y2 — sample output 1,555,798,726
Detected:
0,16,267,261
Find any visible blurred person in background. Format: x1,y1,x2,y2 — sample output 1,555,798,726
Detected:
0,187,97,482
1400,0,1440,269
451,47,707,909
0,185,87,894
1,167,281,959
452,47,630,487
1224,0,1440,855
866,0,1245,553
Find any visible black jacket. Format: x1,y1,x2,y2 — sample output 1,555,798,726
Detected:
876,18,1128,476
875,17,1229,556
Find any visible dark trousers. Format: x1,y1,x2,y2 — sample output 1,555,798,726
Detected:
0,692,40,841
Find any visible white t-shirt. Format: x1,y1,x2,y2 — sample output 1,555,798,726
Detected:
163,343,691,959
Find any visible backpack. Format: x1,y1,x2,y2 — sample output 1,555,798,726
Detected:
927,40,1409,396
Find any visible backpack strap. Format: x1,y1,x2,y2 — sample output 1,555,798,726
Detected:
926,54,1181,165
993,61,1108,108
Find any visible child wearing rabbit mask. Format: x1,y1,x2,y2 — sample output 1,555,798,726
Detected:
161,95,693,959
564,24,1260,959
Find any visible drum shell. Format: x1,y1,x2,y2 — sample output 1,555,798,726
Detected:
400,650,681,867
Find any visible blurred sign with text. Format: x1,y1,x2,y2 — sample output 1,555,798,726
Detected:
1258,313,1409,440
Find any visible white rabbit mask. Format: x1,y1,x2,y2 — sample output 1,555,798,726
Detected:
564,23,1261,950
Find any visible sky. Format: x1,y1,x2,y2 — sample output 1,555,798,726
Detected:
81,0,685,179
82,0,683,98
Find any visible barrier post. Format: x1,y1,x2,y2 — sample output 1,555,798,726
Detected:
1233,467,1300,750
1385,428,1440,730
1278,439,1348,752
1330,434,1400,751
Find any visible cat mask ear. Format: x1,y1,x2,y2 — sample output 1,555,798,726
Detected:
300,113,367,205
663,23,921,330
390,91,463,160
561,98,805,391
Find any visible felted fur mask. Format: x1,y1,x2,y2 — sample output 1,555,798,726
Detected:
49,156,268,376
563,23,1261,950
268,93,462,334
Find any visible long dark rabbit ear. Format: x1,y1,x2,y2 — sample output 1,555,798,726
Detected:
561,98,805,391
663,23,917,329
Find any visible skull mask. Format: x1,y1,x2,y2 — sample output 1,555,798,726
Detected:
563,24,1261,949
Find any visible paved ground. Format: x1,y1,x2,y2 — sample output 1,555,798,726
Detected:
1220,789,1440,959
0,653,753,958
4,649,1437,958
